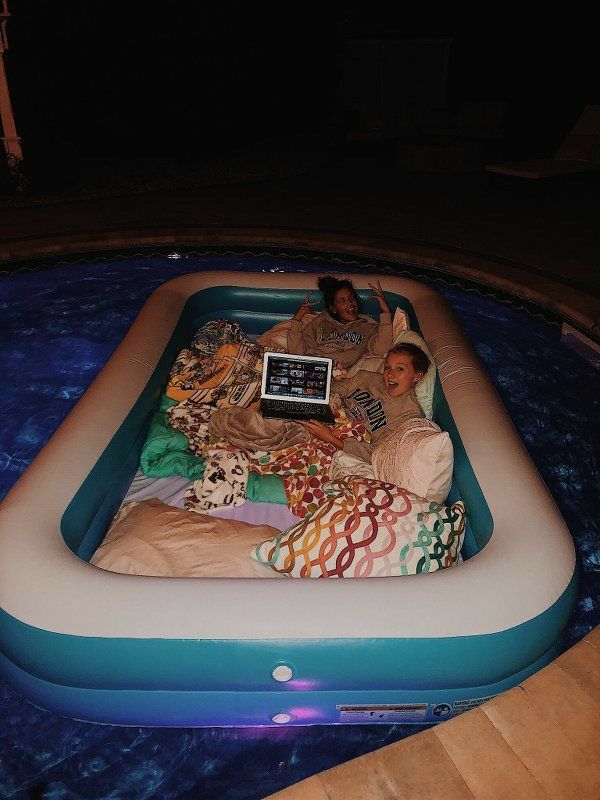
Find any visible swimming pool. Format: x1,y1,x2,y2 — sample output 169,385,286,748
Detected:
0,252,597,798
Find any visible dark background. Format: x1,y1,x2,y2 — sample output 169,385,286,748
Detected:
2,3,598,184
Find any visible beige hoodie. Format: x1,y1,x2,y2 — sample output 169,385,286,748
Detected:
287,311,392,368
334,370,424,462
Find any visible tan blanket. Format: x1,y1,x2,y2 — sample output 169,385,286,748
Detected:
208,407,310,452
91,499,284,578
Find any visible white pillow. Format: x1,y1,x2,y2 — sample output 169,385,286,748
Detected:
256,313,317,350
391,307,410,335
372,417,453,503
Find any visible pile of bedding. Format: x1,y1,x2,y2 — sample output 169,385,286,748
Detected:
93,308,464,579
139,317,376,518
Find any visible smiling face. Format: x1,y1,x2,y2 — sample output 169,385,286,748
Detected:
383,351,423,397
330,287,359,322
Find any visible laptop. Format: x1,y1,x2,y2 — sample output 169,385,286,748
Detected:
260,352,335,423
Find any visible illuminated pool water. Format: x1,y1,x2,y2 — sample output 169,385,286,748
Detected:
0,253,598,800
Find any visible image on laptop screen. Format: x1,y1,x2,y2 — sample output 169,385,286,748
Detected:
262,353,332,404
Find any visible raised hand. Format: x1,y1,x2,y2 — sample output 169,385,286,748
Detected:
367,280,390,313
293,291,319,321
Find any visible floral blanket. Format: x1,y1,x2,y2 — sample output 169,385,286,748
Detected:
182,410,370,517
249,410,370,517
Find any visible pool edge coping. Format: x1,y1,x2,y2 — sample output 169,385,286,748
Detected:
0,226,598,339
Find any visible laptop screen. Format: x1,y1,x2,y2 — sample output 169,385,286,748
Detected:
261,352,333,404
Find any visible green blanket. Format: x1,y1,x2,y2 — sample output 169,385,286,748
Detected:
140,395,287,503
246,472,288,505
140,395,206,480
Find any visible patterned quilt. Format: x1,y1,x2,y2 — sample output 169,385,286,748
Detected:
166,319,267,407
161,319,371,515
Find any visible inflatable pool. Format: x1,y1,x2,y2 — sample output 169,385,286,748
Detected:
0,271,577,726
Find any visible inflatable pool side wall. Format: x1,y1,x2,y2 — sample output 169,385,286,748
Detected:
0,272,577,725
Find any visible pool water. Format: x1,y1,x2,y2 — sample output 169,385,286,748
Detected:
0,254,598,800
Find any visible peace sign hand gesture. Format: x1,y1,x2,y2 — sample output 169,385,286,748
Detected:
293,291,319,321
367,280,390,313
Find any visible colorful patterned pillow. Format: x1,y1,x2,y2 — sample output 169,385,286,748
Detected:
251,477,466,578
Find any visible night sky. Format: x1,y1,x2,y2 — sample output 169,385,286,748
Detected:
3,4,599,167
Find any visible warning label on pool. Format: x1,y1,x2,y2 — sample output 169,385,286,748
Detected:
453,695,496,715
337,703,428,723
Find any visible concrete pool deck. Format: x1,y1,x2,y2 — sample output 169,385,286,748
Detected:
0,161,598,337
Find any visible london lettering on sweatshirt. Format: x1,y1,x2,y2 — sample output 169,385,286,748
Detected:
334,370,423,462
287,311,393,368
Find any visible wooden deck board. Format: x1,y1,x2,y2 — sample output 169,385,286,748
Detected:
434,708,549,800
555,639,600,702
520,661,600,760
317,749,397,800
266,775,330,800
377,731,475,799
482,686,599,800
263,630,600,800
585,626,600,649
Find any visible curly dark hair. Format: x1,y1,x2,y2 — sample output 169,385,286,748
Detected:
317,275,360,319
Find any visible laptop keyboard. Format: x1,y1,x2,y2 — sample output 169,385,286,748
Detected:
266,400,321,415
